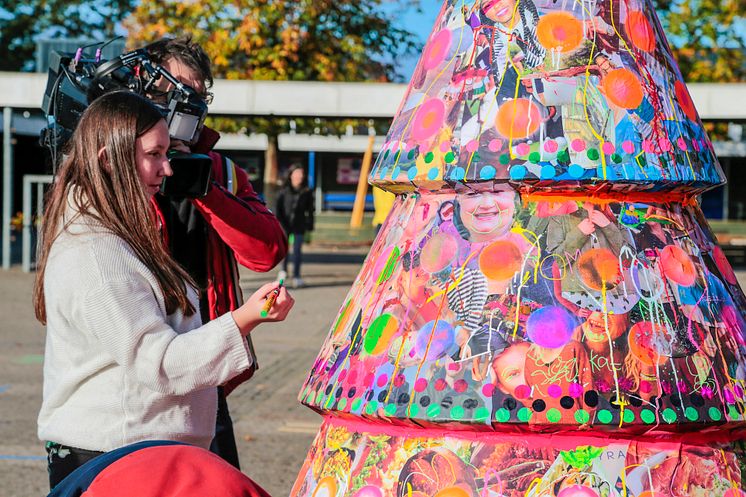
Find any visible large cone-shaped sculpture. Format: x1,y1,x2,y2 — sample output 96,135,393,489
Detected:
292,1,746,496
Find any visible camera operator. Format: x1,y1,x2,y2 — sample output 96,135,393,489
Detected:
143,37,288,469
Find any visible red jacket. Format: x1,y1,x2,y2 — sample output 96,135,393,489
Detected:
152,142,288,394
193,151,287,315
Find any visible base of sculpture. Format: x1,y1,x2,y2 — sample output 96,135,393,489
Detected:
291,416,746,497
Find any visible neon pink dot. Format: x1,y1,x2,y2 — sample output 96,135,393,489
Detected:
440,140,451,153
735,384,744,399
338,369,348,381
454,379,468,393
568,383,583,398
434,378,447,391
677,138,688,151
446,362,460,372
488,139,504,152
376,374,389,388
725,388,736,404
640,381,652,394
659,138,672,152
602,142,615,154
642,139,654,153
393,374,406,388
622,140,635,154
547,384,563,398
482,383,495,397
514,384,530,399
571,139,586,152
466,140,479,153
414,378,428,392
544,139,558,153
692,139,701,152
516,143,530,156
347,370,358,385
364,373,374,386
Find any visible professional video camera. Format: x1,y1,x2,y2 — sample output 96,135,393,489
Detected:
40,44,213,198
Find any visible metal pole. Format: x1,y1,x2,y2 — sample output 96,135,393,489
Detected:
37,182,44,215
308,151,316,189
723,158,731,220
21,175,53,272
22,176,31,272
309,150,322,214
315,155,323,215
2,107,12,269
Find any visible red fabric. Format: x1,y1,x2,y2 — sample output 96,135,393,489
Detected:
192,126,221,155
81,445,272,497
195,151,288,277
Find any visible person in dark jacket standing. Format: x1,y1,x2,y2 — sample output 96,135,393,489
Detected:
276,165,315,288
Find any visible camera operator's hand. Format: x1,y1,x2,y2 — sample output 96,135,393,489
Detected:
170,139,191,153
231,281,294,337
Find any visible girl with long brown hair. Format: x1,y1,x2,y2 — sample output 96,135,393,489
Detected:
34,91,294,489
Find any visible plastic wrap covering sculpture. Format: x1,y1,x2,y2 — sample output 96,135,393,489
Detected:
291,1,746,496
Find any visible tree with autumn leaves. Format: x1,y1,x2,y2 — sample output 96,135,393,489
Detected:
2,0,743,189
125,1,419,82
653,0,745,83
0,1,133,71
125,0,419,195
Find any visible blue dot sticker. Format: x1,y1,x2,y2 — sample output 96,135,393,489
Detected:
597,164,617,180
407,167,418,181
392,166,401,178
479,165,497,180
427,167,439,180
568,163,585,179
540,165,556,179
509,165,527,180
379,167,389,180
450,167,465,181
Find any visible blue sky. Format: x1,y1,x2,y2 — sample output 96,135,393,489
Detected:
393,0,441,81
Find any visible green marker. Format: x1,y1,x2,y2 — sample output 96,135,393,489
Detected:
260,279,283,317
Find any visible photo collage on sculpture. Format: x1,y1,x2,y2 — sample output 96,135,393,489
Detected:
301,189,746,431
370,0,723,190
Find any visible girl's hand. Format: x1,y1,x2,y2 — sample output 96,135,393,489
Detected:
232,281,295,336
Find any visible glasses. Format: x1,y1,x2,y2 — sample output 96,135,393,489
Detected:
147,88,213,105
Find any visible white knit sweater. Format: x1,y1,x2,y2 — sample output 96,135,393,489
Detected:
38,208,252,451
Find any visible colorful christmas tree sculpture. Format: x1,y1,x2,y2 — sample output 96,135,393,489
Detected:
292,1,746,496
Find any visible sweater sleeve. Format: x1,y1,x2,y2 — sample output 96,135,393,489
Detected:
80,276,252,396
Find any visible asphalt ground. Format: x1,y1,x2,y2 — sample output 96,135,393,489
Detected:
0,246,368,497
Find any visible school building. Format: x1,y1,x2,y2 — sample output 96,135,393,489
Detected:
1,72,746,267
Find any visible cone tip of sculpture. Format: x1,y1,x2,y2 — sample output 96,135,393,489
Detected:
370,0,725,194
